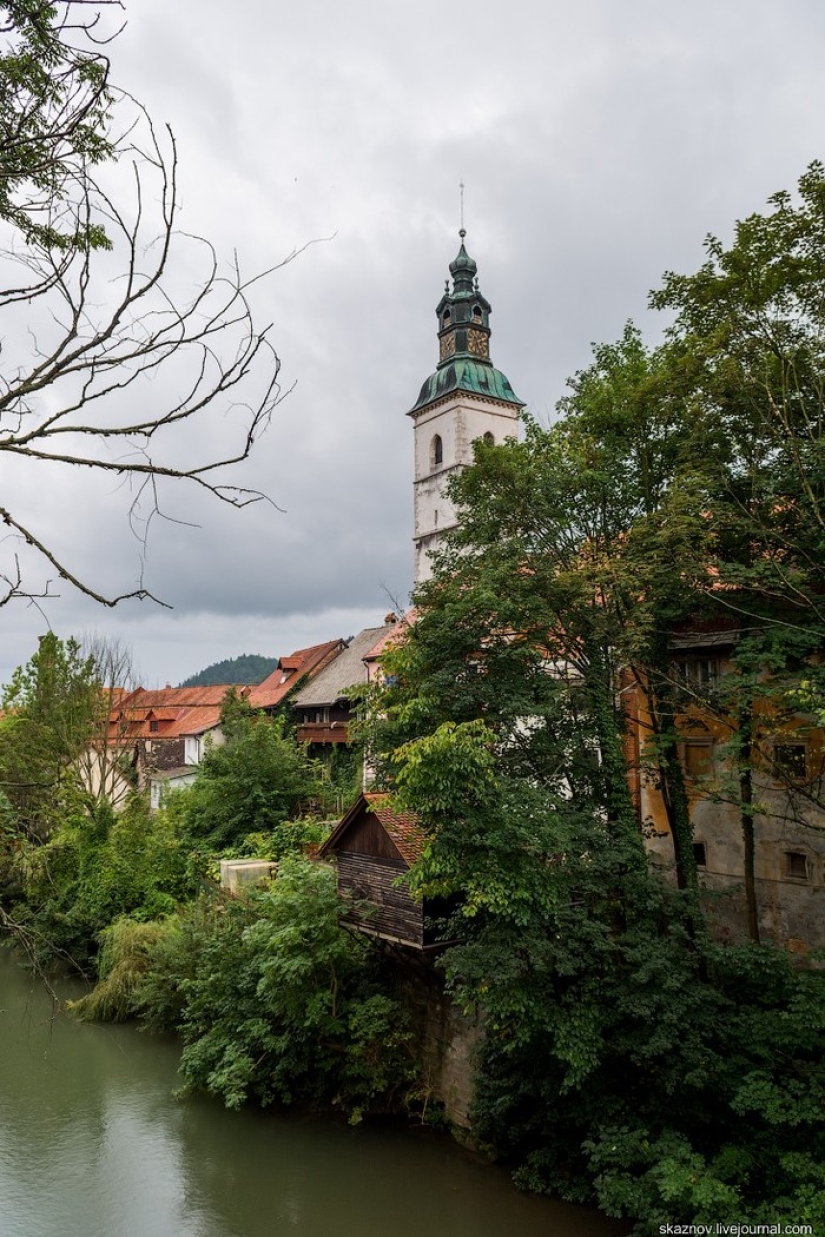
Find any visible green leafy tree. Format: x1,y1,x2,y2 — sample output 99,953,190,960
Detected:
361,328,825,1227
175,711,322,854
377,641,825,1230
0,0,117,249
0,632,100,836
12,790,192,970
124,859,418,1117
644,163,825,936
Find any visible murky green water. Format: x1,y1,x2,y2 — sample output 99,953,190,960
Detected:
0,950,620,1237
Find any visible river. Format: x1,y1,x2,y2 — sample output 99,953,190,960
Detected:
0,950,621,1237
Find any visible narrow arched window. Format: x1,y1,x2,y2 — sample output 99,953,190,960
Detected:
431,434,443,469
472,304,483,321
483,431,494,446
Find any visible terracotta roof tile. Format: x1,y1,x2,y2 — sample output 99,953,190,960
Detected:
364,792,426,866
108,685,242,740
363,610,418,663
249,640,345,709
318,792,427,868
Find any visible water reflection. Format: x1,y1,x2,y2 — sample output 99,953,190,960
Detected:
0,952,620,1237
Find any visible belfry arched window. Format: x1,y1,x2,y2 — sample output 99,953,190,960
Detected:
431,434,443,470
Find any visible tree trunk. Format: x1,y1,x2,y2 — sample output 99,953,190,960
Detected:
737,707,761,943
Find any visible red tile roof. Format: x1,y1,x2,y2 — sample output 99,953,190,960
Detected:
319,792,425,867
108,686,238,741
248,640,345,709
363,792,426,865
105,640,346,744
362,611,417,663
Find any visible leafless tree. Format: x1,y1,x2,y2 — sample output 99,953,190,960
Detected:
71,632,139,809
0,3,292,609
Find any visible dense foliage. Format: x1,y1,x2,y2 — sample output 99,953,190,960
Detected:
179,653,279,688
361,167,825,1232
7,790,191,970
5,165,825,1233
73,859,417,1119
170,708,325,855
0,0,115,249
0,633,102,838
0,639,418,1120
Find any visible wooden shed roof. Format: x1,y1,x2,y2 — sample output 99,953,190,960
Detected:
319,792,426,868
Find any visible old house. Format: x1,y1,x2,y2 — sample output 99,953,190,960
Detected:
362,612,416,685
108,684,238,799
624,619,825,950
247,640,345,715
318,792,444,948
101,640,347,810
292,625,391,751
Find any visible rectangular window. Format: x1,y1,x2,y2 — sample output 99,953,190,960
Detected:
692,841,707,868
673,658,721,689
149,720,159,733
773,742,808,781
684,742,713,779
784,851,809,881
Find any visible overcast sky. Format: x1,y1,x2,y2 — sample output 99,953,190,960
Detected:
3,0,825,687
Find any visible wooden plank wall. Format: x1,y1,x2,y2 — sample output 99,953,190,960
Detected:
337,851,423,946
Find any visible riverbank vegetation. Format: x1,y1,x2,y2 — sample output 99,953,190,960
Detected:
0,658,407,1118
3,168,825,1235
361,166,825,1232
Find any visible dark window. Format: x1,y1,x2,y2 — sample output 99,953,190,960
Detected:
472,304,482,321
692,841,707,867
673,657,720,688
483,431,494,446
785,851,809,880
774,742,808,781
442,310,451,325
149,720,159,733
431,434,443,469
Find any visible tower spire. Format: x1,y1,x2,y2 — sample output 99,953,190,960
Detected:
407,234,524,585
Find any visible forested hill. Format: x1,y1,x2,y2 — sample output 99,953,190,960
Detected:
179,654,279,687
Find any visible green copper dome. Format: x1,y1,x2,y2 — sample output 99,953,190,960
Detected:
410,357,522,413
409,233,524,415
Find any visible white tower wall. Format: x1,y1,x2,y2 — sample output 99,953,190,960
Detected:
411,394,520,584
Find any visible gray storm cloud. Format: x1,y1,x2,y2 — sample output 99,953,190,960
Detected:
3,0,825,685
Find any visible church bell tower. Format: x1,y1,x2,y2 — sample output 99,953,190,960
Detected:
408,231,524,584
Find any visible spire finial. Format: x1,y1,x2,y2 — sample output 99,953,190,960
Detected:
459,180,465,239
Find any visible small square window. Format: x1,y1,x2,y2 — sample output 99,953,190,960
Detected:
149,720,159,733
784,851,809,881
693,841,707,868
774,743,807,781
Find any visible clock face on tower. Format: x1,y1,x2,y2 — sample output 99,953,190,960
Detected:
439,333,456,361
467,328,489,358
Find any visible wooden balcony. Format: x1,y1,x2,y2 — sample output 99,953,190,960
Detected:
297,721,349,745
